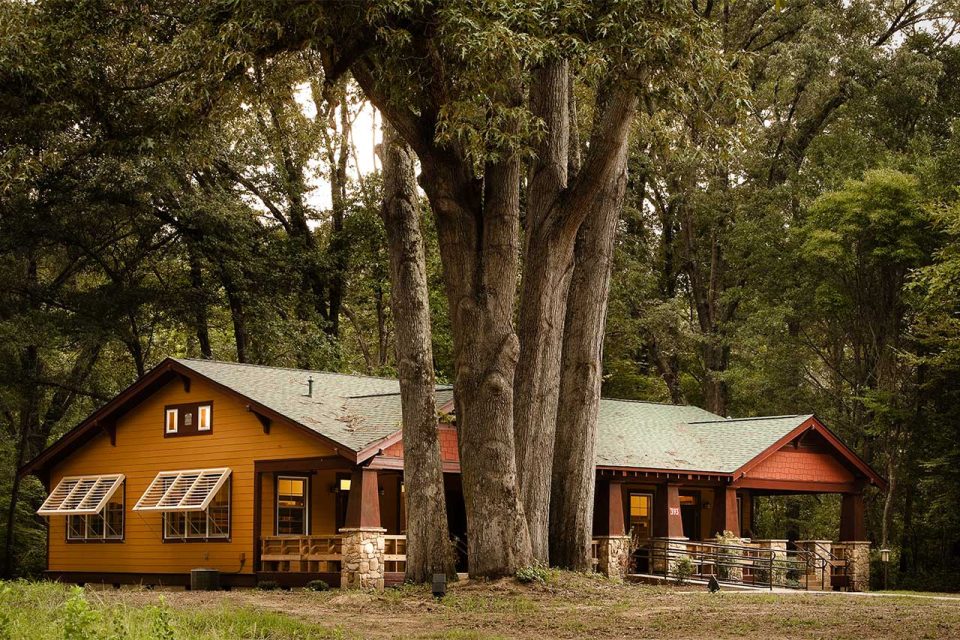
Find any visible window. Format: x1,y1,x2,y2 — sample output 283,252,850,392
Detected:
134,468,232,541
629,493,653,540
38,473,125,516
163,403,213,437
67,491,124,541
165,408,178,434
197,404,212,431
162,481,231,541
276,476,309,536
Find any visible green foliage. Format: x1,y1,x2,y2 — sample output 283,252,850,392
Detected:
515,563,550,585
304,580,330,592
149,599,175,640
62,588,99,640
257,580,281,591
673,557,694,585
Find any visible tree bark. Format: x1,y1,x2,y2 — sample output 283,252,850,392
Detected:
188,248,213,359
514,75,638,561
379,124,454,582
549,114,631,570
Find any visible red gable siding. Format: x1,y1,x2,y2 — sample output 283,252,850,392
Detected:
748,448,855,484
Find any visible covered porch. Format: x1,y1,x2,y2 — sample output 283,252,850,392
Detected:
252,458,410,588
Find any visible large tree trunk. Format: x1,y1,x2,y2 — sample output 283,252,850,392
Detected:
416,148,533,577
515,75,639,561
514,61,573,562
187,248,213,358
379,125,454,582
549,119,630,570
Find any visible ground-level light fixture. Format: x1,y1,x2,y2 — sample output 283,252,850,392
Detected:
880,548,891,590
432,573,447,599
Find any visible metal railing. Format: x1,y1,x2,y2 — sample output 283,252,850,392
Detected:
644,539,826,590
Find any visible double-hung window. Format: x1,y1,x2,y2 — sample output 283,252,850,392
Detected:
276,476,309,536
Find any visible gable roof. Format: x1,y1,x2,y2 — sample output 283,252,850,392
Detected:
19,358,453,478
21,358,884,489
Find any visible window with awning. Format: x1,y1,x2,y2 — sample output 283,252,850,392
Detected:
133,468,231,512
38,474,125,516
134,468,232,540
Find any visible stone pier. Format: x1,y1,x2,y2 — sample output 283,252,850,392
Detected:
340,527,386,590
595,535,631,579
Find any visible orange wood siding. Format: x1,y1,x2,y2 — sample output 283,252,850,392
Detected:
47,377,335,576
749,448,855,484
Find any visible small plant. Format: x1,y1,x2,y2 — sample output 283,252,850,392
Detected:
673,556,694,585
257,580,280,591
304,580,330,592
0,585,11,640
63,587,100,640
149,598,174,640
515,563,549,584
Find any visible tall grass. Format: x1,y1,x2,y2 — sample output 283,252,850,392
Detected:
0,581,345,640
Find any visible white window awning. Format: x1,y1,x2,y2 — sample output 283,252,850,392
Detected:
133,468,231,512
37,474,125,516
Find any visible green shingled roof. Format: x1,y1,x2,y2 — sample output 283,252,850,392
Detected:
175,359,453,453
176,359,808,473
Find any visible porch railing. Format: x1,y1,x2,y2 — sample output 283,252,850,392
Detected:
641,539,823,590
260,535,344,573
260,534,408,575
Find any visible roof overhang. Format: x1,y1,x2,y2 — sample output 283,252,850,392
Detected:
731,415,888,492
19,358,361,481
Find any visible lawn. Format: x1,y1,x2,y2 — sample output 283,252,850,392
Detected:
2,574,959,640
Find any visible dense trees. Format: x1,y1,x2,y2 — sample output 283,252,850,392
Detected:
2,0,960,588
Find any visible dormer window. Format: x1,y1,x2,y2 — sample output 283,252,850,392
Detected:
164,403,213,437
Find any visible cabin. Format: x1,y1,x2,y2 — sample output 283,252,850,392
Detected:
19,358,885,591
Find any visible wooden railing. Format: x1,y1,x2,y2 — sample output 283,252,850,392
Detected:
384,535,407,573
260,534,409,574
260,535,343,573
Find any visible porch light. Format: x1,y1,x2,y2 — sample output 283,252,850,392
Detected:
338,478,351,492
880,548,890,563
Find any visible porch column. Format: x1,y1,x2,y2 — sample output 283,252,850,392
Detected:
340,468,385,590
711,486,740,538
840,492,866,541
651,483,686,575
593,479,630,579
653,483,684,539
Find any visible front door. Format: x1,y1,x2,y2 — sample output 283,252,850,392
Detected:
680,492,700,540
629,492,653,573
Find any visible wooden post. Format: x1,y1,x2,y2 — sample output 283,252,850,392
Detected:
592,479,625,536
344,468,381,529
711,486,740,538
840,492,866,541
654,483,684,539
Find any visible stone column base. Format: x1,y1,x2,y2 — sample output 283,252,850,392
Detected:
796,540,832,590
650,537,689,576
838,541,871,592
339,527,386,590
595,536,631,579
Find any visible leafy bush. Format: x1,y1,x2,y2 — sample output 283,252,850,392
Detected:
63,587,99,640
149,599,174,640
515,564,550,584
304,580,330,592
674,557,694,585
257,580,280,591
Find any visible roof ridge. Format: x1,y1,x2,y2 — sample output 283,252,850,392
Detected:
598,396,715,409
687,414,809,424
347,387,454,399
175,358,403,384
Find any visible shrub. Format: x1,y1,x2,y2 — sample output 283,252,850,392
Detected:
304,580,329,592
63,587,99,640
674,557,694,585
257,580,280,591
515,564,549,584
149,599,174,640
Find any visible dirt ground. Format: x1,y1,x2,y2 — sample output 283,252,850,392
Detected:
87,573,960,640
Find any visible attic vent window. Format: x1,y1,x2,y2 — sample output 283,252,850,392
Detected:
164,402,213,437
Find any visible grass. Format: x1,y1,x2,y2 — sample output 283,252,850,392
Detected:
2,574,959,639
